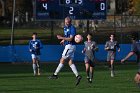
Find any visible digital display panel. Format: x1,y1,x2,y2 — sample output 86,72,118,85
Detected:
35,0,107,20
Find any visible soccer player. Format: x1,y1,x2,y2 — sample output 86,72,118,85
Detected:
82,33,98,83
105,34,120,77
121,34,140,87
48,16,82,86
29,32,43,76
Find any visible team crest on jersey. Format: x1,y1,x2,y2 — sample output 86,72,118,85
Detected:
35,42,38,44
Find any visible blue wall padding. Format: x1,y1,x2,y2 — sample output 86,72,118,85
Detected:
0,44,136,62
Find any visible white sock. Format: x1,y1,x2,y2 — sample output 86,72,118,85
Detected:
70,64,79,77
32,64,36,74
54,63,64,75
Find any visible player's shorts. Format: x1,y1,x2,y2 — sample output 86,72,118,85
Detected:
84,55,95,67
107,51,116,61
62,44,76,60
31,54,40,60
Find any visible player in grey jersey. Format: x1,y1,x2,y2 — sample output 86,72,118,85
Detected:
105,34,120,77
82,33,98,83
121,34,140,87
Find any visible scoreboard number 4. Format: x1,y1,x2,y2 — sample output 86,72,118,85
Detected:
42,3,48,10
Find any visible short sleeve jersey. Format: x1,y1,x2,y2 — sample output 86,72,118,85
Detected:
63,24,76,45
105,41,120,51
29,39,43,55
84,41,98,57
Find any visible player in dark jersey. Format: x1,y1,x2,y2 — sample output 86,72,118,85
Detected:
82,33,98,83
105,34,120,77
48,16,82,86
29,32,43,76
121,34,140,87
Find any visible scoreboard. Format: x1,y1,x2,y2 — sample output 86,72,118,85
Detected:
35,0,107,20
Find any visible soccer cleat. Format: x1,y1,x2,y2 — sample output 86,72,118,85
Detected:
37,73,41,76
87,77,92,83
48,74,58,79
76,75,82,86
88,78,92,83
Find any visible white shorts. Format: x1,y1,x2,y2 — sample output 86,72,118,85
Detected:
31,54,40,60
62,44,76,60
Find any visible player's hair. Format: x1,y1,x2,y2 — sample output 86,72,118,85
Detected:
131,32,138,40
32,32,37,35
131,35,138,40
65,16,72,22
110,33,116,37
87,33,93,37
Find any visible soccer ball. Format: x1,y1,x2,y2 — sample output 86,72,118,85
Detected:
75,34,83,43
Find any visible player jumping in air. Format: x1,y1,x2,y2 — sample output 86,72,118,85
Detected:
48,16,82,86
82,33,98,83
121,33,140,87
105,34,120,77
29,32,43,76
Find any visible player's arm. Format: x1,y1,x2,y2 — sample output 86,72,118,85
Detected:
93,42,98,51
29,41,32,52
105,42,109,50
116,42,121,52
38,40,43,49
57,35,74,41
60,39,65,45
57,26,76,41
82,42,86,53
121,51,135,63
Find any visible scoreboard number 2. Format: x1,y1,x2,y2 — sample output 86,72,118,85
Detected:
69,7,74,14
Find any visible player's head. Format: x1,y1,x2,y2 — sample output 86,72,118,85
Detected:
110,34,115,40
32,32,37,39
87,33,93,40
65,16,72,26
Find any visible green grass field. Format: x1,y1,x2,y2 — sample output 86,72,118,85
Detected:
0,63,140,93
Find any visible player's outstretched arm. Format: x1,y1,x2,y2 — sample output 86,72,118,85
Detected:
121,51,135,63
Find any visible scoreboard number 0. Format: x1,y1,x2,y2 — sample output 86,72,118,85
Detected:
100,3,105,10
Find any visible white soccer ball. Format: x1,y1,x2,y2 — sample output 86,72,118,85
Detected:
75,34,83,43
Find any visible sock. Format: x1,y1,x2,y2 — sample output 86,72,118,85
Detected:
86,70,89,78
54,63,64,75
89,72,93,79
111,64,114,71
32,64,36,74
70,64,79,77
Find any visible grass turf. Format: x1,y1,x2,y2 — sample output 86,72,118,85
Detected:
0,63,140,93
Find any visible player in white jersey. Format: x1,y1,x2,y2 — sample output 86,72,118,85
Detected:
82,33,98,83
29,32,43,76
48,16,82,86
